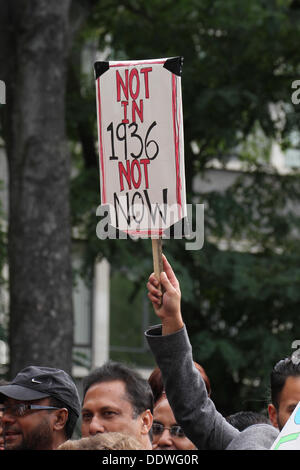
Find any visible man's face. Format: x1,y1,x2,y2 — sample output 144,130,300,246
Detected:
81,380,149,442
268,376,300,430
2,397,54,450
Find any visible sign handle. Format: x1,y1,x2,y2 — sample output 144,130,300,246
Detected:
151,238,164,304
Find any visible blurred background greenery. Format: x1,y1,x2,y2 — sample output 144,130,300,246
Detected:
1,0,300,415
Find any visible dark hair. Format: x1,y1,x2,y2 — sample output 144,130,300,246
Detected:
83,361,154,417
270,357,300,410
148,363,211,405
48,396,78,439
226,411,271,431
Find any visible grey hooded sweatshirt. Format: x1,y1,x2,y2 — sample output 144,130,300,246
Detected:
145,324,279,450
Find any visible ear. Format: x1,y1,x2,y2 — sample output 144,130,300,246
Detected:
268,403,279,428
140,409,153,435
52,408,69,432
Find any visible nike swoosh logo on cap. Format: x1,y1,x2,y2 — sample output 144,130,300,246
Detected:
31,378,42,384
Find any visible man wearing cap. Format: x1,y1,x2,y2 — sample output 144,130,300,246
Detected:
0,366,80,450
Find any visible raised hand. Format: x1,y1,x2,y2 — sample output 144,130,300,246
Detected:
147,254,184,335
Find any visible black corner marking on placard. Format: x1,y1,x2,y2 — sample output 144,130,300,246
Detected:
163,57,184,76
94,61,110,80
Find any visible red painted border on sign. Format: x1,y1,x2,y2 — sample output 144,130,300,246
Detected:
172,73,182,221
126,229,165,236
97,77,106,204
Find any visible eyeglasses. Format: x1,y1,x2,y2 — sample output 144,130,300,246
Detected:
0,404,60,418
152,422,185,438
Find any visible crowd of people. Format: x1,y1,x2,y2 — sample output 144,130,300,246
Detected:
0,255,299,451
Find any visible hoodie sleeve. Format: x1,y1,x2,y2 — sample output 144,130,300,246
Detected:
145,324,239,450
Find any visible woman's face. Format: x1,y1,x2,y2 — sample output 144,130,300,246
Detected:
152,397,196,450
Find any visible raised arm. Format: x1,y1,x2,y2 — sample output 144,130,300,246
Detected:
146,254,239,450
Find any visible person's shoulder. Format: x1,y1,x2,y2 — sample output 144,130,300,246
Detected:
226,424,279,450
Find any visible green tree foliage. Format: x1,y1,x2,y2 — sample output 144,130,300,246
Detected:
69,0,300,413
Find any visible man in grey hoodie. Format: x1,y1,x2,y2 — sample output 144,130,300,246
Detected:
145,255,279,450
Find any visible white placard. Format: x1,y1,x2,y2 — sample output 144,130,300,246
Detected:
271,401,300,449
94,57,186,237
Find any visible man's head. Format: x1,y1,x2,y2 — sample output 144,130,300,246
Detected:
0,366,80,450
81,361,153,449
226,411,271,432
58,432,144,450
268,357,300,431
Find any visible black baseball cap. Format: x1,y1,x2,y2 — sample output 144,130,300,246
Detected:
0,365,80,417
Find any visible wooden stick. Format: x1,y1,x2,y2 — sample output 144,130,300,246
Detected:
151,238,164,304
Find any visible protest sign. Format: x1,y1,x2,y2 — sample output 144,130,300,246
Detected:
271,401,300,449
94,57,187,287
94,57,186,238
